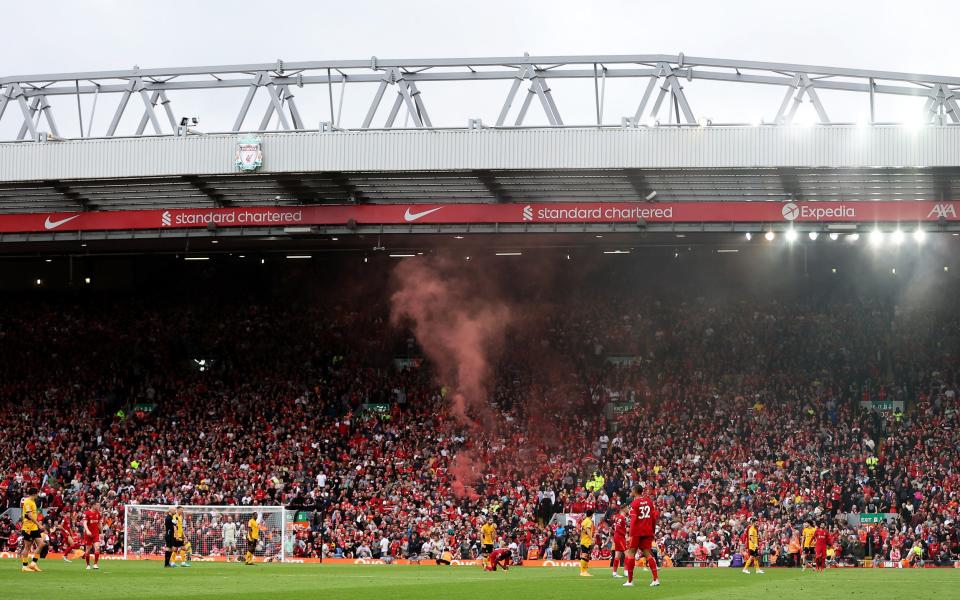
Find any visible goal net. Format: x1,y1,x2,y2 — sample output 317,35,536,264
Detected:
123,505,289,562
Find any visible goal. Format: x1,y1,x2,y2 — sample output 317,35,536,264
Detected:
123,505,290,562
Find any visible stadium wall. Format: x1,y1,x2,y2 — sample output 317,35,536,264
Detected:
3,126,960,182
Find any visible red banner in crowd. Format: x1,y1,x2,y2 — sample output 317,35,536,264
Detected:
0,200,957,233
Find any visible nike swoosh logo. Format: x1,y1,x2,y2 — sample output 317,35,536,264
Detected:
403,207,443,222
44,215,81,230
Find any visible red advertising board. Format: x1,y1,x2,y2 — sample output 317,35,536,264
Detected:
1,200,956,234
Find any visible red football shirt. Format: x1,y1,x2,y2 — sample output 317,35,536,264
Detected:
629,495,659,537
83,510,102,536
814,528,830,552
613,513,627,542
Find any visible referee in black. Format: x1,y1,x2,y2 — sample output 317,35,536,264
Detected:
163,507,176,568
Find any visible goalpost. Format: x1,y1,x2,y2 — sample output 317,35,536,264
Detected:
123,505,290,562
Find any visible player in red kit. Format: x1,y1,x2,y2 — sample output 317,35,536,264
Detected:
611,504,629,578
81,501,103,570
624,484,660,588
52,508,80,562
813,523,832,572
484,547,512,572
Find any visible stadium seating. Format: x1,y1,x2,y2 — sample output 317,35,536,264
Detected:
1,284,958,566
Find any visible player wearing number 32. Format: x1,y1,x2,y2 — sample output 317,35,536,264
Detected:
623,484,660,588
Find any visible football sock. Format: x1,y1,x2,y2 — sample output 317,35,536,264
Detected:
648,556,658,580
94,551,100,565
164,551,171,566
612,557,620,572
625,556,635,582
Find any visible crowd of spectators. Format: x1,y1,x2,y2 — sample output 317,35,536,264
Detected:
1,272,958,567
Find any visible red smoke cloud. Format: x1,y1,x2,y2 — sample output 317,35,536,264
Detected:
390,257,511,428
449,452,482,501
389,256,596,499
390,257,512,496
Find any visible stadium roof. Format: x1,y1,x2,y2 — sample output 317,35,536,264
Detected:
1,165,958,214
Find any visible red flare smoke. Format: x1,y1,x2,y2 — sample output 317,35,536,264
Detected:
390,257,510,428
390,257,511,496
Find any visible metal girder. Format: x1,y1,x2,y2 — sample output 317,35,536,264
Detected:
362,69,432,129
0,86,10,123
232,74,265,131
626,63,695,125
10,68,949,99
775,74,830,125
256,82,304,130
16,95,40,140
9,84,60,140
398,79,431,127
495,78,523,127
9,54,960,86
105,81,136,136
655,64,695,124
280,85,305,130
259,84,292,130
5,53,960,140
632,76,660,124
107,79,179,137
533,75,563,126
929,84,960,125
135,90,163,135
498,64,563,126
157,90,177,131
362,80,389,128
41,97,60,138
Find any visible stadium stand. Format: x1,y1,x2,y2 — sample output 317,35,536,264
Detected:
1,261,958,568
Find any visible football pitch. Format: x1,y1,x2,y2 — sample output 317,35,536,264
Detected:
2,562,957,600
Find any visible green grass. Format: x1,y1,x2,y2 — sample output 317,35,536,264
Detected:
1,561,957,600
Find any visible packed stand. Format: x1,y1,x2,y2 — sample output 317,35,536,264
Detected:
0,281,958,567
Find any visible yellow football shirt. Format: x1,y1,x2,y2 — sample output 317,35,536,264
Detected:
748,526,759,550
480,523,495,545
802,526,816,548
174,514,184,539
21,497,38,532
580,516,594,546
